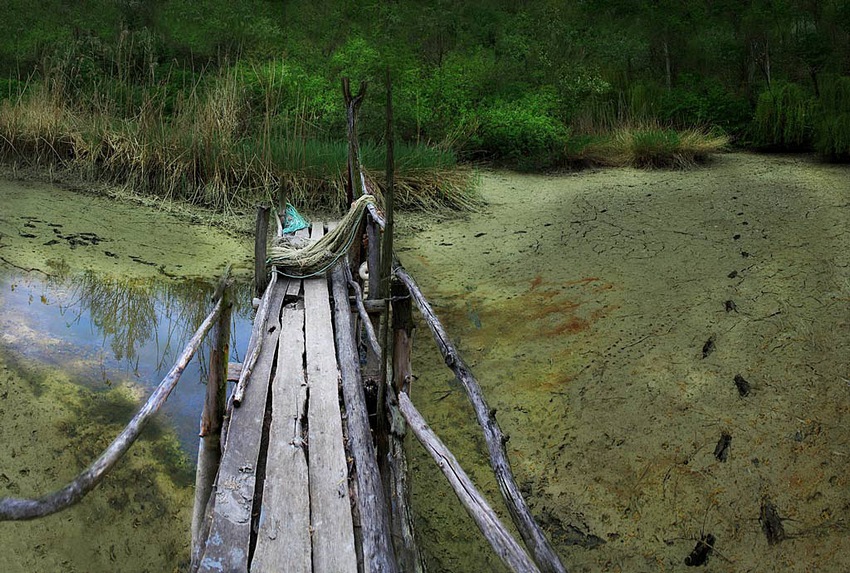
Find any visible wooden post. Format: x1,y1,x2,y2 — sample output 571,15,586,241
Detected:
192,277,233,570
254,204,270,297
386,279,423,571
342,77,367,206
330,264,398,573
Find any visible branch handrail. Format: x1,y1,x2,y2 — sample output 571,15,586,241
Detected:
0,292,226,521
393,262,568,573
398,391,539,573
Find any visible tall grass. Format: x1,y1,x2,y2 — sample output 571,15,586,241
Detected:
753,82,815,149
0,49,477,213
579,123,729,168
814,75,850,160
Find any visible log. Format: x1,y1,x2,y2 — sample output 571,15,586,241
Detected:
394,263,567,573
398,392,539,573
345,264,381,358
233,270,279,407
255,205,270,297
191,281,233,568
331,263,398,573
0,295,225,521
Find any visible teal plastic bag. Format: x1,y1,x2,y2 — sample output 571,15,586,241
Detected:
283,203,309,234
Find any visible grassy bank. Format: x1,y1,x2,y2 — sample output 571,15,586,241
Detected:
0,64,479,214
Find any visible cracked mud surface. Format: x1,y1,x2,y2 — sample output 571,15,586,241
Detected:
398,153,850,572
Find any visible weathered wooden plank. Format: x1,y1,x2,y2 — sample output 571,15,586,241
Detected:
198,282,287,573
330,264,398,573
304,222,357,573
251,304,310,573
227,362,242,383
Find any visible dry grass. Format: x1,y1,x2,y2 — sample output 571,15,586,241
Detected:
580,123,729,168
0,68,478,214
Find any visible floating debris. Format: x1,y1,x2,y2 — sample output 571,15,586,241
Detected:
702,336,716,358
684,533,715,566
759,498,786,545
724,300,738,313
734,374,751,397
714,432,732,462
727,270,738,279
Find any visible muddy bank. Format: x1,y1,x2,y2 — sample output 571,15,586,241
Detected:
397,153,850,572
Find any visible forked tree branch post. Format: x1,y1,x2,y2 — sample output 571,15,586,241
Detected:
342,77,367,206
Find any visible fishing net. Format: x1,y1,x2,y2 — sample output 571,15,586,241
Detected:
266,194,377,278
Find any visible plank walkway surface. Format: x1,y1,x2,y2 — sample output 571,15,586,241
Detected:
198,222,357,573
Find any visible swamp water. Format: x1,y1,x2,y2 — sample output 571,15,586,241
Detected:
398,153,850,572
1,154,848,573
0,179,254,572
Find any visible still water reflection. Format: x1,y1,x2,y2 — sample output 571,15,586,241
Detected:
0,268,254,458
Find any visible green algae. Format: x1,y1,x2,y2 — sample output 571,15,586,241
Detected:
0,177,256,572
0,350,194,573
0,177,253,280
398,153,850,572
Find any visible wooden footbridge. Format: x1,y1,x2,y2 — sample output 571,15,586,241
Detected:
0,79,569,573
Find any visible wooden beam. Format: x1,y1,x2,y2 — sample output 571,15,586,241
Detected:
304,223,357,573
398,392,539,573
331,263,398,573
252,304,310,573
198,283,286,573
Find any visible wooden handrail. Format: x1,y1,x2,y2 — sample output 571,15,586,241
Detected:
398,392,539,573
393,263,568,573
0,293,226,521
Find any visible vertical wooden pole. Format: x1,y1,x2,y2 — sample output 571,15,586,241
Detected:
385,278,423,571
277,187,287,235
191,278,233,571
254,204,270,297
342,77,367,206
380,66,395,375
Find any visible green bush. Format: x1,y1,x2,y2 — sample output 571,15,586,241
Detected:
814,75,850,159
474,90,569,169
753,82,816,149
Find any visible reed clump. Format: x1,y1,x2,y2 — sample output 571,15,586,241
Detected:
579,123,729,168
0,54,477,214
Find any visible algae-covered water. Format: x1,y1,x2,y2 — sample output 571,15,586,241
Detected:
2,154,848,573
0,179,254,572
398,153,850,572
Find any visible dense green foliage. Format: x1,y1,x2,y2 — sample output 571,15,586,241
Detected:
0,0,848,201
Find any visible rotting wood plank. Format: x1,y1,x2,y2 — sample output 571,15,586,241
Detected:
252,304,310,573
198,282,287,573
304,222,357,573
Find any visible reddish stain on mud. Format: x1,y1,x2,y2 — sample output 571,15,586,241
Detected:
444,276,617,350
